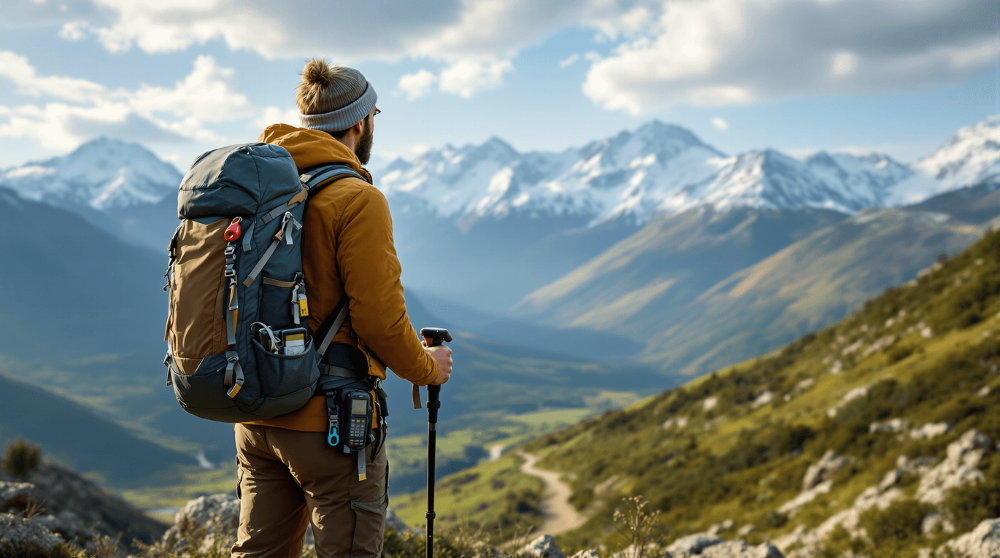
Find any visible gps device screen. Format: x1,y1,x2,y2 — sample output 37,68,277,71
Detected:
351,399,367,415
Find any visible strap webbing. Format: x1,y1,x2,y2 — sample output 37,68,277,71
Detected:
261,201,299,224
223,241,244,397
262,277,296,288
242,220,255,253
301,165,364,190
316,301,349,359
244,213,300,287
412,385,422,410
357,448,367,481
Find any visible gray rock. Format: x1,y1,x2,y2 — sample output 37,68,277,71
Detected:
0,511,64,550
910,422,953,441
520,534,567,558
665,533,724,554
700,541,785,558
938,518,1000,557
921,513,956,537
802,450,855,490
0,481,37,511
918,430,993,504
737,525,756,537
869,418,908,434
162,493,240,553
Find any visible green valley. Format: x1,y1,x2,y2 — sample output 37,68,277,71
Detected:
416,225,1000,557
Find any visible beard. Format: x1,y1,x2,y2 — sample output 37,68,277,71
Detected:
355,121,373,165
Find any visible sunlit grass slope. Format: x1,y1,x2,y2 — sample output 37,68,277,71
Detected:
429,226,999,557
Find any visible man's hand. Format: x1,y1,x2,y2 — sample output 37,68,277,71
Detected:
426,344,452,385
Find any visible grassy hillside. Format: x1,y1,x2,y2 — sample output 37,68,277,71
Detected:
515,183,998,377
0,368,195,485
642,206,984,375
426,225,999,557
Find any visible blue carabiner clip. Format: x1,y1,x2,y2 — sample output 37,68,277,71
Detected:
328,424,340,448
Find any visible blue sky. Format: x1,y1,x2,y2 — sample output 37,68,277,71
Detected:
0,0,996,171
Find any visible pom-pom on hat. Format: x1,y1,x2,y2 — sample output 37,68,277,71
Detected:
296,59,377,133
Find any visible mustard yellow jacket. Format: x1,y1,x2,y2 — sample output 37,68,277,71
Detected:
247,124,437,432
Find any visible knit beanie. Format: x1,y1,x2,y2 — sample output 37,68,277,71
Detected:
296,59,377,133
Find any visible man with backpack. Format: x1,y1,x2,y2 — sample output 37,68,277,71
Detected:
231,60,454,558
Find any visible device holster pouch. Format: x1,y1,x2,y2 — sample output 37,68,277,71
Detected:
319,344,388,481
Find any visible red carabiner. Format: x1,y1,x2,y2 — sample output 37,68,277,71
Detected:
224,217,242,242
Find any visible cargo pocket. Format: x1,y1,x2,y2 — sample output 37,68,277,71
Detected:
250,339,319,417
350,494,388,558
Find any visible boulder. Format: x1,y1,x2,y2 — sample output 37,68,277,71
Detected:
869,419,908,434
0,512,64,551
910,422,953,441
520,534,567,558
779,480,832,515
917,430,992,504
665,533,724,555
802,451,854,490
938,518,1000,557
0,481,37,511
700,541,785,558
162,493,240,553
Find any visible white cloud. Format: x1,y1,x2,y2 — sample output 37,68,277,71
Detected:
559,54,580,68
398,70,438,100
711,117,728,130
0,50,106,103
1,0,624,99
130,55,251,122
256,106,300,129
0,52,246,151
439,59,514,98
584,0,1000,113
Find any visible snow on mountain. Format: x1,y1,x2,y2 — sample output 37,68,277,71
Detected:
889,117,1000,205
0,137,181,210
380,121,727,226
377,120,931,226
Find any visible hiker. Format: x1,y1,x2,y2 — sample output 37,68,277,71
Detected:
231,60,454,558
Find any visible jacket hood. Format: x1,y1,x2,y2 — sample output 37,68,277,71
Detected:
257,124,372,182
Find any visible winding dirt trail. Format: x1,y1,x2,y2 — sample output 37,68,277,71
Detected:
516,450,587,535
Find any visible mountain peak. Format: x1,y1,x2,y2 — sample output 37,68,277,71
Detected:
0,137,182,210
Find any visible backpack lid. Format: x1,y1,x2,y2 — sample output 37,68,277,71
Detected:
178,143,301,220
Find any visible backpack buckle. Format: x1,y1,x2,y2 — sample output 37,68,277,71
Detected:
224,245,236,257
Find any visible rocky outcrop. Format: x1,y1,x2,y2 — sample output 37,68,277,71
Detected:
936,518,1000,557
0,512,65,552
0,463,166,553
802,450,854,490
910,422,953,441
520,534,567,558
162,493,241,554
917,430,992,504
699,541,784,558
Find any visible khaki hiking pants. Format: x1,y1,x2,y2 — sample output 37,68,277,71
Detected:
232,424,388,558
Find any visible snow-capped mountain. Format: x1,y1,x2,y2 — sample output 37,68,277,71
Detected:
888,117,1000,205
0,137,181,210
380,121,727,226
377,120,930,227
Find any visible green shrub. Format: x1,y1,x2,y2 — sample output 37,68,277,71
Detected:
944,456,1000,533
2,438,41,477
858,499,933,552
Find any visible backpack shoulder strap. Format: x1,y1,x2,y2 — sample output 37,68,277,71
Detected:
301,163,364,358
300,164,367,192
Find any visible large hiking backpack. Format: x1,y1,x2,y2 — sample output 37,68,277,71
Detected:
163,142,362,423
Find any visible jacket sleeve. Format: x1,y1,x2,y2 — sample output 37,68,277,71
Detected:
336,186,438,386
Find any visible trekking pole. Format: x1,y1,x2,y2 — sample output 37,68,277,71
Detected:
420,327,452,558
